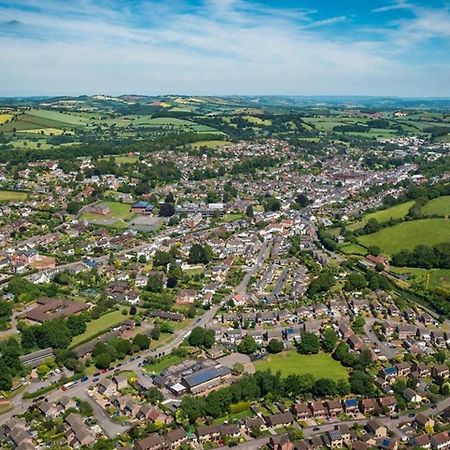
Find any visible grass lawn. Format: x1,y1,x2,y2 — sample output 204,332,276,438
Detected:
357,218,450,256
340,243,367,256
213,409,253,425
144,353,187,374
0,190,28,202
255,351,348,381
422,196,450,218
81,201,135,228
101,155,139,164
71,310,126,347
348,201,414,231
223,213,246,222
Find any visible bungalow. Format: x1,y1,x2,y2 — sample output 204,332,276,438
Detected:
396,324,417,340
269,436,295,450
59,396,77,411
377,396,397,413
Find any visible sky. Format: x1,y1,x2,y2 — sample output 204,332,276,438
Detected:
1,0,450,97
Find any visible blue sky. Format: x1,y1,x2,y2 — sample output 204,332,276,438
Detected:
1,0,449,96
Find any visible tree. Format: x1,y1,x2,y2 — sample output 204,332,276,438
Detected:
306,269,335,297
336,378,351,396
295,193,311,208
344,272,368,291
94,353,111,369
188,244,214,264
349,370,375,395
146,273,164,293
0,359,12,391
151,324,161,341
322,328,338,353
351,316,366,334
133,334,150,350
246,205,254,218
298,332,320,354
145,386,164,404
232,362,245,375
188,327,215,349
0,301,12,323
313,378,337,397
66,315,86,337
237,335,258,354
267,338,284,354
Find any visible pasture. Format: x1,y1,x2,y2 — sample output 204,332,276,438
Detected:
0,190,28,202
347,201,414,231
422,196,450,218
357,218,450,256
255,351,348,381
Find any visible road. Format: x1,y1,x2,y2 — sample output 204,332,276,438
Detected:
364,317,397,359
235,239,270,296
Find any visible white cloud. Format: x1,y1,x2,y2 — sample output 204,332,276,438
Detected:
0,0,448,96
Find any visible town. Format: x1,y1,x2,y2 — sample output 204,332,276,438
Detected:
0,94,449,450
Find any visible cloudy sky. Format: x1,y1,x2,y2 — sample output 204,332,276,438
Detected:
1,0,449,97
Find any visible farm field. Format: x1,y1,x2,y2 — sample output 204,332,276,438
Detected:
26,109,90,126
190,140,230,149
390,267,450,291
0,190,28,202
347,201,414,231
80,201,135,228
357,218,450,256
17,127,71,136
255,351,348,381
0,114,12,124
70,310,125,347
422,196,450,217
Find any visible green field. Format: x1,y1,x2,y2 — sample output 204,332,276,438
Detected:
357,218,450,256
255,351,348,381
422,196,450,218
390,267,450,291
143,353,187,374
81,201,135,228
223,213,246,222
0,190,28,202
348,201,414,231
71,310,125,347
340,243,367,256
190,140,230,149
